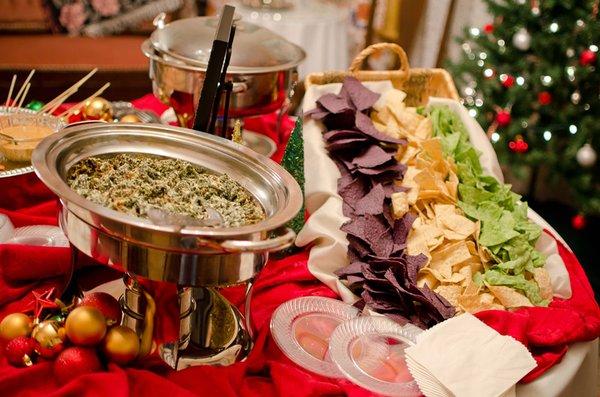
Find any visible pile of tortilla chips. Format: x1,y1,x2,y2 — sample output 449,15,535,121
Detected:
307,78,552,326
370,90,552,313
308,77,456,328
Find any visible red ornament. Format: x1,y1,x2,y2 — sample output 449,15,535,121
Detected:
501,75,515,88
5,336,36,367
36,341,64,360
484,23,494,34
54,347,103,385
579,49,597,66
79,292,122,326
571,214,586,230
495,110,511,127
538,91,552,105
508,135,529,153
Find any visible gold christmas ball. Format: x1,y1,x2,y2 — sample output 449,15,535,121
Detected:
65,307,107,346
83,97,113,121
119,113,141,123
102,326,140,365
31,320,66,348
0,313,32,341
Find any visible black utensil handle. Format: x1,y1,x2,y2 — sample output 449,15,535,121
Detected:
193,40,228,133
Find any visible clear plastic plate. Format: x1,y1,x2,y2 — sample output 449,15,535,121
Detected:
270,296,360,378
329,316,422,396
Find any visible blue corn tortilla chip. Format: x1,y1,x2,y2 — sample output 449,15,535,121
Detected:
324,110,356,131
323,129,366,142
334,261,366,277
304,106,329,120
342,76,381,111
352,145,394,168
356,162,405,176
339,179,368,207
317,93,352,114
355,112,405,144
354,184,386,215
393,213,417,245
327,137,370,152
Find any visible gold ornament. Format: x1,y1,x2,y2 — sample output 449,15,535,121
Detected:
31,320,66,348
0,313,32,341
119,113,142,123
103,326,140,365
83,97,113,121
65,307,107,346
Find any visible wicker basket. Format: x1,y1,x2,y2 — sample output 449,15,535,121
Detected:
305,43,459,106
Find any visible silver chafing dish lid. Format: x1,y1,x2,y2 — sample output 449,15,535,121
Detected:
149,16,305,74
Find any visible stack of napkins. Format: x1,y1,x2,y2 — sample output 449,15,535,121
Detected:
405,313,536,397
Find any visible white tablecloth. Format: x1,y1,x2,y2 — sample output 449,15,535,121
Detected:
229,0,350,76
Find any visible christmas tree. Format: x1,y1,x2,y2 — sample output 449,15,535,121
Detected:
448,0,599,219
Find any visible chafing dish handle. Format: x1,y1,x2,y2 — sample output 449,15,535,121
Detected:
219,227,296,253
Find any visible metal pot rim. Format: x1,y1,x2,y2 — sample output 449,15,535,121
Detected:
32,122,303,238
142,40,304,75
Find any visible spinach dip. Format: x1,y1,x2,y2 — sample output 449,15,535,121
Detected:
67,153,265,227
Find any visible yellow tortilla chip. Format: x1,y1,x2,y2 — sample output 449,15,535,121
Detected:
431,241,472,268
407,218,444,256
458,265,473,287
446,171,459,199
414,117,433,140
488,285,534,308
391,192,409,219
390,105,422,132
439,212,476,240
463,281,481,296
398,142,420,164
533,268,553,301
458,292,505,313
435,285,462,307
417,272,438,289
375,88,407,112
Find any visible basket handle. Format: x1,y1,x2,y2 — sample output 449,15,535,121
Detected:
349,43,410,75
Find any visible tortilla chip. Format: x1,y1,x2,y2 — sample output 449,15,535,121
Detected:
438,212,476,240
488,285,534,308
390,104,423,132
414,117,433,140
532,267,553,301
417,271,439,290
434,285,462,308
374,88,406,112
407,219,444,256
431,241,472,268
458,292,505,313
391,191,409,219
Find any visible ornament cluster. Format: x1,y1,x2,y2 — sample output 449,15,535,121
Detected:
0,291,140,385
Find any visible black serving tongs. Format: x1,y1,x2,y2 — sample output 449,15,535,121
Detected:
192,5,236,137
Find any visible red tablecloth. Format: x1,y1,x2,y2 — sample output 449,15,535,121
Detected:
0,98,599,396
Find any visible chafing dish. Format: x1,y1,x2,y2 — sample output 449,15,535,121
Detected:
142,15,305,128
32,122,303,368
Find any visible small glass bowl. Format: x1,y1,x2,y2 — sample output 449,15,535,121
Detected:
0,108,65,162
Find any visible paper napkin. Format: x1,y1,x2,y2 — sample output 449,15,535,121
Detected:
405,313,536,397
